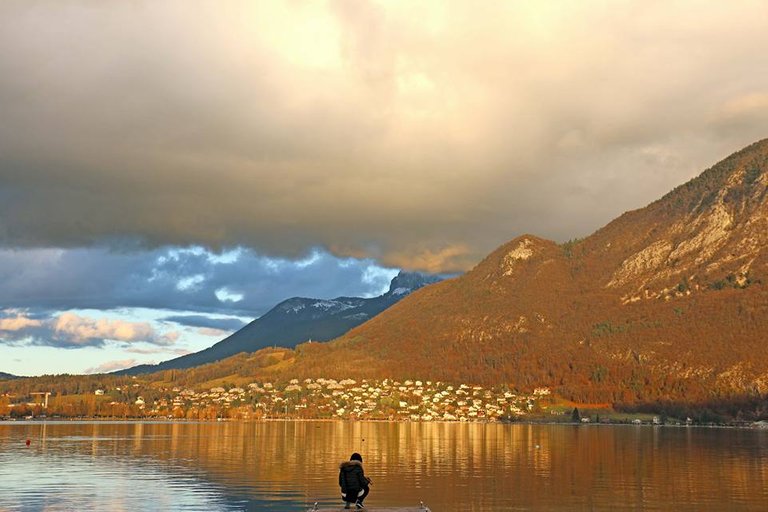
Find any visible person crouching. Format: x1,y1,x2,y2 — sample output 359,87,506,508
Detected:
339,452,371,509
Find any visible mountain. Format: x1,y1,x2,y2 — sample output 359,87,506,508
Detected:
0,372,17,380
256,139,768,406
119,271,443,375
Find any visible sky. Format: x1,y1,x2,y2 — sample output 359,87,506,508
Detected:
1,1,767,376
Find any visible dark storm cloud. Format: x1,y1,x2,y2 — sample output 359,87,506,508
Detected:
0,2,767,270
0,246,397,317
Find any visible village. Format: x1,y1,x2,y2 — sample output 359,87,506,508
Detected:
1,378,555,422
120,378,554,422
179,378,553,421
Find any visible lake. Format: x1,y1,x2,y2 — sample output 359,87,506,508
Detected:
0,421,766,511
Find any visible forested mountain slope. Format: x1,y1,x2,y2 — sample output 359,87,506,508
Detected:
264,139,768,405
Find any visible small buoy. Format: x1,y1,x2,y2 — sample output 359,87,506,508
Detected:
25,439,31,446
535,444,540,449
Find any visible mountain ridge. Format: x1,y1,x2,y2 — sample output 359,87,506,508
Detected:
250,139,768,405
3,140,768,418
118,271,443,375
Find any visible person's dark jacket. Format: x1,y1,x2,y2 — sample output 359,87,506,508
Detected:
338,460,368,496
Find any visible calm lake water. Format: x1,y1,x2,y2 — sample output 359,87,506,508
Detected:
0,421,766,511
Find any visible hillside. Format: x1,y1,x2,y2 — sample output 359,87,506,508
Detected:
4,140,768,418
0,372,17,380
119,271,442,375
253,139,768,406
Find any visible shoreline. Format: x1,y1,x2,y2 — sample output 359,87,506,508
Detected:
2,416,766,430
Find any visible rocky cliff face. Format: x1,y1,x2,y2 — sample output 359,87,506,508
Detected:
588,139,768,299
573,141,768,401
270,139,768,406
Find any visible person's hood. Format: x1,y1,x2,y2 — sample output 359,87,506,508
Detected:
339,460,363,471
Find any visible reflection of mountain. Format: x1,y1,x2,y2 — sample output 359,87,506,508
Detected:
118,271,442,375
262,139,768,405
1,422,764,511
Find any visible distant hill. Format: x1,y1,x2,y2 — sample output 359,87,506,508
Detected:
253,139,768,406
118,271,443,375
0,372,18,380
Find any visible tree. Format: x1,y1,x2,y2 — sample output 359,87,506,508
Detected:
571,407,581,423
0,396,10,416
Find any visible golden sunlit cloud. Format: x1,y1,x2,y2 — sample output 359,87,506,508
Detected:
0,309,179,348
382,245,473,274
53,313,164,345
0,313,42,332
0,1,766,271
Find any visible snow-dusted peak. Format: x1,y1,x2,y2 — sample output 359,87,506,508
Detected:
280,298,307,314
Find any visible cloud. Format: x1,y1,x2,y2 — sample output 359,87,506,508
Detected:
84,359,141,374
160,315,246,331
197,327,229,338
0,246,398,316
381,245,473,274
0,310,178,349
712,93,768,129
53,313,170,345
0,312,42,331
0,2,767,271
124,347,191,356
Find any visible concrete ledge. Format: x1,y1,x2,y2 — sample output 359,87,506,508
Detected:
309,509,431,512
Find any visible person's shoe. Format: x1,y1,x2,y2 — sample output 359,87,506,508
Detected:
344,503,352,509
355,501,365,509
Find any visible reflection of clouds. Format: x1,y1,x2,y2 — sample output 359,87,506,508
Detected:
1,422,767,511
527,425,552,477
0,436,238,510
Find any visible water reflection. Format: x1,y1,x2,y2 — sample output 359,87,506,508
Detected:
0,421,766,511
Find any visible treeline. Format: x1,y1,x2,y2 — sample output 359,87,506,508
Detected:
0,398,263,420
620,395,768,424
1,373,131,396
